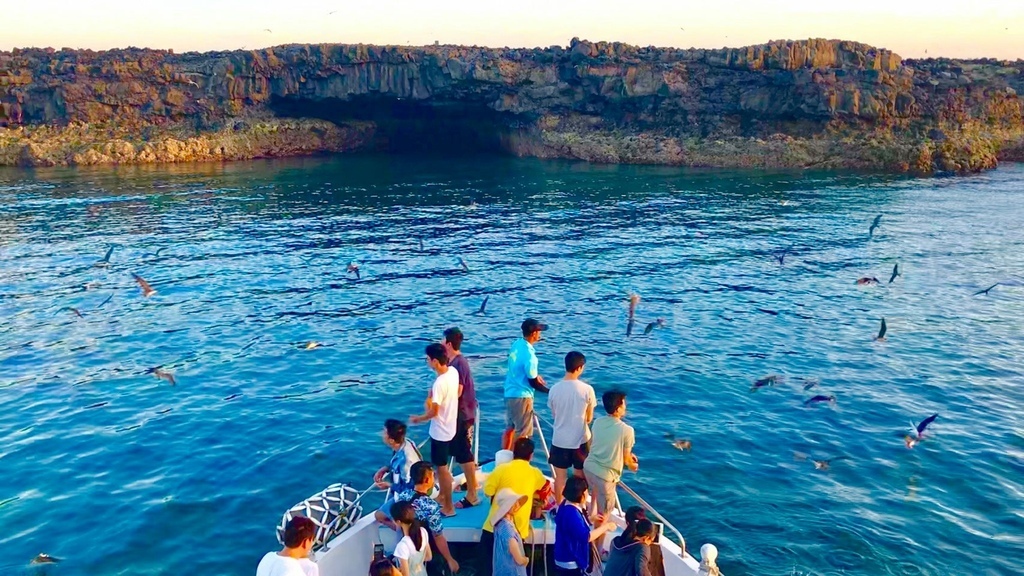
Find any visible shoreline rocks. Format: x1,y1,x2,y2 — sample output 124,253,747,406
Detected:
1,39,1021,174
1,117,375,167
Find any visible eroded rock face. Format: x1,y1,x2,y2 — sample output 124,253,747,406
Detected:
0,39,1021,173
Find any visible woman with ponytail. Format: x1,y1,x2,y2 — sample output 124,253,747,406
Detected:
390,501,432,576
604,517,656,576
618,506,647,543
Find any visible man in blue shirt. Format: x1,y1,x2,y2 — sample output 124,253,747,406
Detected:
503,318,550,448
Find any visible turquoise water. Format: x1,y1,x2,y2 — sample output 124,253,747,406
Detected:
2,156,1023,576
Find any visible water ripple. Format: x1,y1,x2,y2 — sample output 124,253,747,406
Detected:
2,157,1024,575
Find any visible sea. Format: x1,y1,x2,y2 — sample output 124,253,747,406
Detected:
1,155,1022,576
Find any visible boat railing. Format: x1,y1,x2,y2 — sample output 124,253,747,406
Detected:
532,413,694,561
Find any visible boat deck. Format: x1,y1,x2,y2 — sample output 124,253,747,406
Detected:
399,460,558,546
316,444,707,576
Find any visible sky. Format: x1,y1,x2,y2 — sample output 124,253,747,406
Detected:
4,0,1024,59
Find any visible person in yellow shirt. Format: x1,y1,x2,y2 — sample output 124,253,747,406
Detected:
480,438,546,568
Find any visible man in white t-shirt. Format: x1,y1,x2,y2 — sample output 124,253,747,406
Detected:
546,350,597,505
256,516,319,576
410,342,460,517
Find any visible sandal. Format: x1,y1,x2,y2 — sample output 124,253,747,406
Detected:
454,497,479,509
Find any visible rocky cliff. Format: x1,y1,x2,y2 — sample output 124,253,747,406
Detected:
1,38,1022,173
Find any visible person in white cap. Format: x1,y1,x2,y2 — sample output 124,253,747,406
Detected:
490,489,531,576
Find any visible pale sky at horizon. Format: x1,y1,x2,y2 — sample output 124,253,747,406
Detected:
5,0,1024,60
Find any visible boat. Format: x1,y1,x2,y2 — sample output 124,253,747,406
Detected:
288,413,721,576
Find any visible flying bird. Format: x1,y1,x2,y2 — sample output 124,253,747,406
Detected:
664,434,692,451
347,262,360,280
644,318,666,335
752,374,783,390
305,341,321,350
973,283,998,296
263,28,273,33
856,277,880,285
96,293,113,309
132,273,156,297
889,263,901,283
457,257,470,272
477,296,489,314
874,317,887,341
628,293,640,319
774,246,792,266
31,554,61,565
869,214,882,237
66,307,83,318
804,394,836,406
94,246,115,267
812,455,850,471
905,413,939,448
799,378,820,391
148,367,176,386
794,452,850,471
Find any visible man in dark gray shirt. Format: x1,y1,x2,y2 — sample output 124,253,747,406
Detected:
444,327,480,508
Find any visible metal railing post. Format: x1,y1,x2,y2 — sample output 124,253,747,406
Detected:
533,413,556,476
617,481,688,555
474,406,481,463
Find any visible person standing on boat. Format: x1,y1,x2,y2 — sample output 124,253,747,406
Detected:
553,476,616,576
442,327,480,510
409,343,460,518
583,390,638,520
255,516,319,576
393,461,461,574
547,351,596,505
490,489,531,576
372,419,421,528
390,500,432,576
503,318,550,448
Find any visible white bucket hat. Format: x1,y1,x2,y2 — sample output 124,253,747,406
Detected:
491,488,529,528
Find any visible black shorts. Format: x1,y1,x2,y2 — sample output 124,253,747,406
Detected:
548,443,589,470
451,419,475,465
430,438,452,467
